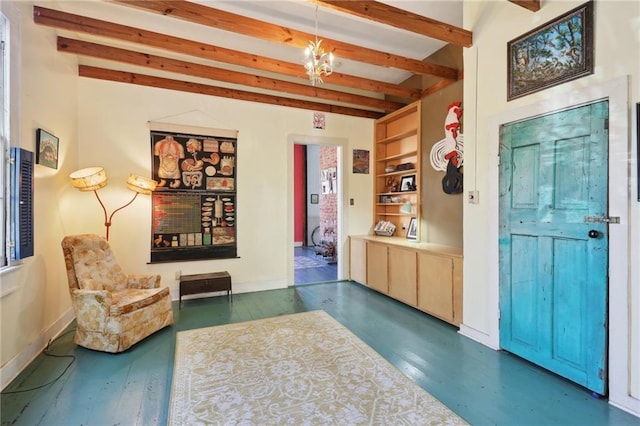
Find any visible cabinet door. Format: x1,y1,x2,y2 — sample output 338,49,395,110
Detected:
417,253,454,323
388,246,417,305
349,238,367,284
366,242,388,293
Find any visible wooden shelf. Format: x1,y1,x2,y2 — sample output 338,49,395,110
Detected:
376,151,418,163
373,101,421,236
376,169,417,178
376,129,417,145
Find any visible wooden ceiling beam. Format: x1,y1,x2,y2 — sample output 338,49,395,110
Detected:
58,37,404,112
33,6,420,100
312,1,472,47
78,65,385,119
110,0,459,80
508,1,541,12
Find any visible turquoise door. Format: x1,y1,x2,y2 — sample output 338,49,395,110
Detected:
499,101,609,395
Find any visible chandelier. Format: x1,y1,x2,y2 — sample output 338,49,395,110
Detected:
304,5,334,86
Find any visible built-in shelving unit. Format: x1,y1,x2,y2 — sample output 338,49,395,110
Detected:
374,101,421,236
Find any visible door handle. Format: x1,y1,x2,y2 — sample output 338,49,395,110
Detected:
588,230,600,239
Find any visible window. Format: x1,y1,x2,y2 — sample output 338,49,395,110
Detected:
1,12,8,268
0,11,31,269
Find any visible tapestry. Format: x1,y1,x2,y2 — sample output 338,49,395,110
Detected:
149,123,238,262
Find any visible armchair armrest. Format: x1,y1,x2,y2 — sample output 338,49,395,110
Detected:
70,289,112,332
126,274,161,289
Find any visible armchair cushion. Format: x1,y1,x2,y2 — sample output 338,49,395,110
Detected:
110,287,170,316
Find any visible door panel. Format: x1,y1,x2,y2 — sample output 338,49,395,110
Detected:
499,101,609,394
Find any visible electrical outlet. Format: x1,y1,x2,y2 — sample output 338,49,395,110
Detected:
175,270,182,280
468,190,479,204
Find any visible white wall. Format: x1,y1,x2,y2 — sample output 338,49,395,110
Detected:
0,0,78,387
65,79,373,295
462,0,639,416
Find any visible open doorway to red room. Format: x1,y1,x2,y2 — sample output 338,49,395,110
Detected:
293,143,338,285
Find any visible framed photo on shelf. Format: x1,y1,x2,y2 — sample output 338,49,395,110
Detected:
36,128,59,169
507,1,593,101
406,217,418,240
400,174,416,192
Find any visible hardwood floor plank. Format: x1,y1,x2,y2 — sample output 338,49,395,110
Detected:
2,281,638,426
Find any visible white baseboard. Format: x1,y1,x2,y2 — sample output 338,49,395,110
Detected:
458,323,500,350
1,308,75,391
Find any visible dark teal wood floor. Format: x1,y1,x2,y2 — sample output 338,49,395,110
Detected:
2,281,639,425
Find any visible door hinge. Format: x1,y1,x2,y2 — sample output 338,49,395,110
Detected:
604,118,609,130
584,215,620,224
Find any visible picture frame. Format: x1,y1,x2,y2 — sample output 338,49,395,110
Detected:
406,217,418,240
507,1,594,101
310,193,319,204
36,128,59,169
400,174,416,192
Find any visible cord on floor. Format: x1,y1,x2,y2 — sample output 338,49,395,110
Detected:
1,329,77,394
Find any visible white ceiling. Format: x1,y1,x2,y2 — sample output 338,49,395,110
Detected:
36,0,465,114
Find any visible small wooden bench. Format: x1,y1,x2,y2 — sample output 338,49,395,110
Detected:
179,271,232,308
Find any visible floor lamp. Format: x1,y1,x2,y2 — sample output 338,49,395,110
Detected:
69,167,157,240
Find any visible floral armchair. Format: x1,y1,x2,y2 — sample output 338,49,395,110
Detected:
61,234,174,353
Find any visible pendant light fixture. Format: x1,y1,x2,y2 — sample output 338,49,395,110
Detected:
304,5,334,86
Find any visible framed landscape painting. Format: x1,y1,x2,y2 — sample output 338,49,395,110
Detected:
507,1,593,100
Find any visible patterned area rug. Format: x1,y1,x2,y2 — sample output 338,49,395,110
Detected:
169,311,468,425
294,255,326,269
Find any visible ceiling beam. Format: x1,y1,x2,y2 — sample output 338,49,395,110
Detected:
312,1,472,47
78,65,385,119
110,0,459,80
508,1,541,12
58,37,404,112
33,6,420,100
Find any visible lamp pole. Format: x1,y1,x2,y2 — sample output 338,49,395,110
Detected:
93,190,139,241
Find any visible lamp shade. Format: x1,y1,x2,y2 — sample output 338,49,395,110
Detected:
127,174,157,195
70,167,108,191
400,201,413,214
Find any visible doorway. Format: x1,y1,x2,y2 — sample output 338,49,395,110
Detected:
498,101,609,395
293,143,338,285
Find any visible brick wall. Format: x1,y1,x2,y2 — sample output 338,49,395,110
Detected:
318,145,337,260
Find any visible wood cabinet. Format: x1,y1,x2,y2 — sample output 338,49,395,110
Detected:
374,101,421,237
417,253,462,325
366,241,388,293
388,246,417,306
349,237,367,285
349,235,462,326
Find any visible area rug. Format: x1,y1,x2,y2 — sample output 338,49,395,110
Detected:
294,255,326,269
169,310,468,425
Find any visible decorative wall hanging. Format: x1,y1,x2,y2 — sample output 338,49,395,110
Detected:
149,124,238,263
507,1,594,101
352,149,369,174
430,102,464,194
313,112,326,129
36,128,59,169
321,167,336,194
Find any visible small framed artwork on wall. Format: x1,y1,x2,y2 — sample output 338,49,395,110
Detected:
36,128,59,169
